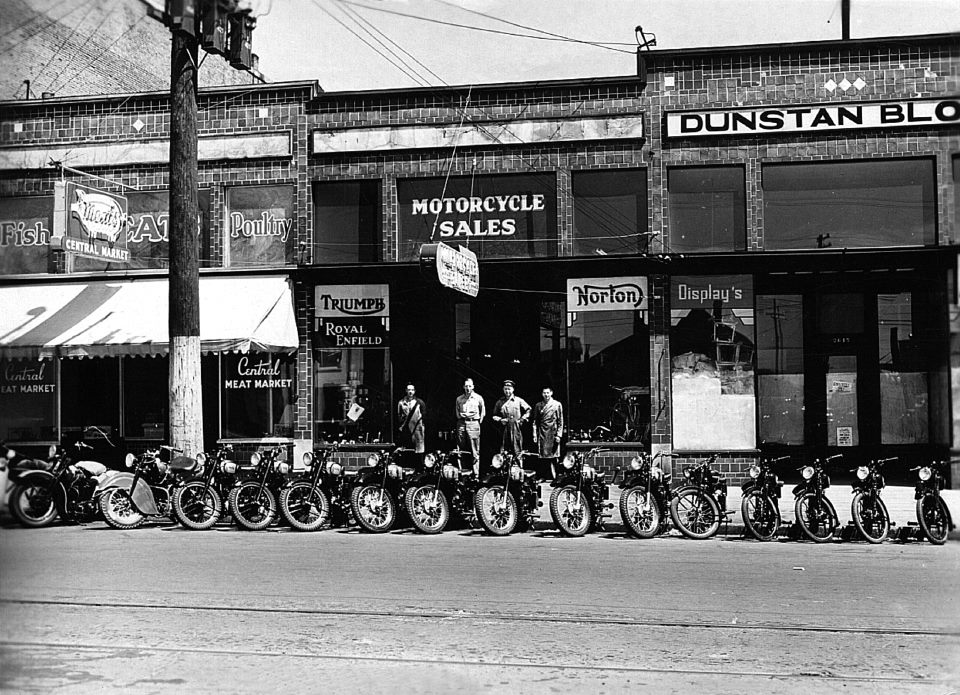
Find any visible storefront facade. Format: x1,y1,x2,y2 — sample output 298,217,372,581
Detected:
1,36,958,482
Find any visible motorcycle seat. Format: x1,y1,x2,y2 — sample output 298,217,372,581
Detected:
75,460,107,476
168,455,198,472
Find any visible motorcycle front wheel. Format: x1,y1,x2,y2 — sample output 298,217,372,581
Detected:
172,482,223,530
228,483,277,531
351,484,396,533
670,489,721,540
10,483,58,528
549,486,592,537
794,493,838,543
619,485,661,539
474,485,517,535
851,492,889,544
99,488,146,530
280,482,331,532
917,494,950,545
405,484,450,534
741,490,781,541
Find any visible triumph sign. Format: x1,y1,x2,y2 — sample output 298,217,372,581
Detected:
52,181,129,262
314,284,390,349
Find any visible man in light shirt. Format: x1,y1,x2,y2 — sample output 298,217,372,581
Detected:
454,378,485,475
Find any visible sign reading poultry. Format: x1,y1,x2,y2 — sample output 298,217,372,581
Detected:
52,181,129,263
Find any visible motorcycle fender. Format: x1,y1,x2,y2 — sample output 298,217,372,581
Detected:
741,480,756,493
553,471,578,488
619,474,644,490
792,483,807,498
14,471,68,516
97,472,160,515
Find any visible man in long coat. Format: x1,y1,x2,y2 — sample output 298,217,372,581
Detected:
492,380,531,457
532,386,564,471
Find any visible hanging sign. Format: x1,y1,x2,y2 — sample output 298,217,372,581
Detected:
419,242,479,298
567,277,647,312
314,284,390,349
52,181,129,262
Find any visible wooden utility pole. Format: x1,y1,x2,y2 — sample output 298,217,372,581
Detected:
168,27,203,456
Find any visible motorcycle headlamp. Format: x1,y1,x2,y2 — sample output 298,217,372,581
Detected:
367,453,381,467
302,452,314,469
4,448,15,460
749,465,761,479
683,468,691,479
491,454,504,469
250,452,261,466
156,460,168,474
387,463,403,479
856,466,869,481
651,465,663,480
442,464,460,480
48,444,57,458
918,466,932,482
629,457,642,471
196,452,207,466
509,464,523,481
326,461,343,476
424,453,437,469
125,453,136,468
278,461,290,475
220,460,237,475
562,454,576,470
582,464,596,481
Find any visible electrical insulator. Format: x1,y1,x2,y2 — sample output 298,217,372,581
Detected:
228,9,255,70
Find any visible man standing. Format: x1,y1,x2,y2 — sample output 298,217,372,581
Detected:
397,383,425,455
455,378,485,474
492,380,531,457
532,386,564,477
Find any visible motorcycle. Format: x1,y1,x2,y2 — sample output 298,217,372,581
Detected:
403,449,479,534
549,447,612,537
849,456,895,544
280,442,352,531
474,450,541,536
349,447,416,533
228,445,292,531
170,444,239,530
792,454,842,542
5,440,107,527
740,455,789,541
913,459,954,545
618,451,673,539
669,453,730,540
98,445,199,529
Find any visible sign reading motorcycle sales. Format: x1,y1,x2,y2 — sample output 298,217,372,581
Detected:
52,181,129,262
314,284,390,349
566,277,647,313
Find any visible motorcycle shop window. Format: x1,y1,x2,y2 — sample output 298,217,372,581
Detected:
220,353,296,439
756,295,805,445
223,185,295,268
763,158,936,250
0,358,58,442
313,348,390,444
123,356,168,441
61,357,120,439
667,166,746,253
670,276,755,450
572,169,648,256
878,293,930,444
312,180,381,264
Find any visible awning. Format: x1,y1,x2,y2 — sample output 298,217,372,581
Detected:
0,275,299,359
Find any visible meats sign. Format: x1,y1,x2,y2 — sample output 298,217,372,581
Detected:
52,181,129,262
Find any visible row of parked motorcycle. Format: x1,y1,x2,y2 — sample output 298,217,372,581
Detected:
1,430,954,545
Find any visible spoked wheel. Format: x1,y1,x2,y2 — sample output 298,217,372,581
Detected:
917,494,950,545
405,485,450,534
549,485,592,537
172,482,223,530
280,482,331,532
474,486,518,536
99,488,146,530
10,483,58,528
350,484,396,533
619,486,661,539
669,489,721,540
741,490,781,541
851,492,889,544
794,493,838,543
228,482,277,531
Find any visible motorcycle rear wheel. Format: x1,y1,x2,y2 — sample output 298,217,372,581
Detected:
670,489,721,540
172,482,223,531
619,485,661,539
351,484,396,533
916,494,950,545
228,483,277,531
99,488,146,530
405,484,450,534
741,490,781,541
851,492,889,544
549,486,592,537
794,493,838,543
475,486,517,536
10,483,58,528
280,482,331,532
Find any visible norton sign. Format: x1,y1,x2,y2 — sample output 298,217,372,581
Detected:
665,98,960,138
314,284,389,349
52,181,129,262
566,277,647,313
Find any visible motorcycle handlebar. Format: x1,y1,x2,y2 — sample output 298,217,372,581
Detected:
825,454,843,461
160,444,183,454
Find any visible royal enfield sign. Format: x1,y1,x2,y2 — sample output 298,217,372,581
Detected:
665,98,960,139
314,284,390,349
419,242,479,298
672,275,754,309
567,277,647,313
53,181,129,262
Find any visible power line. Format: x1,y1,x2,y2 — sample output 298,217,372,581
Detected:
47,14,149,96
30,0,99,89
0,0,99,55
41,10,113,95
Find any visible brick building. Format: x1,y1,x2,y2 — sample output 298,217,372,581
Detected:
1,32,958,485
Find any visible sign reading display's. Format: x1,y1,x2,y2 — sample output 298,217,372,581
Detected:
671,275,754,309
53,181,129,262
665,98,960,138
314,284,390,349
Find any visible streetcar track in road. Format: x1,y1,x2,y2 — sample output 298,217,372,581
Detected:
0,639,944,686
3,597,956,638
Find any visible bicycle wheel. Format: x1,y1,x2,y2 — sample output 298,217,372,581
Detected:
669,489,721,540
741,490,781,541
794,493,838,543
851,492,889,544
916,494,950,545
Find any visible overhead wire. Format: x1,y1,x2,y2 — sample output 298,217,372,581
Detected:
29,0,99,90
0,0,98,52
41,9,114,95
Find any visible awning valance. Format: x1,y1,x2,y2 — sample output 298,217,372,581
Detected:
0,275,299,359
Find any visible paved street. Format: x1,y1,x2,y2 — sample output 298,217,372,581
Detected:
1,517,958,694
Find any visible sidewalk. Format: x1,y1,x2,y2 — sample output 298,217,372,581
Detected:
532,483,960,541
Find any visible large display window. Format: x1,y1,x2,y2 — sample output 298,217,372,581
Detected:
224,185,295,267
313,180,381,264
571,169,648,257
667,167,746,253
221,352,296,439
756,295,804,445
0,196,53,276
0,359,57,442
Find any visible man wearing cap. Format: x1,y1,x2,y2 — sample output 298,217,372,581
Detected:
454,378,485,474
492,380,531,457
532,386,564,478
